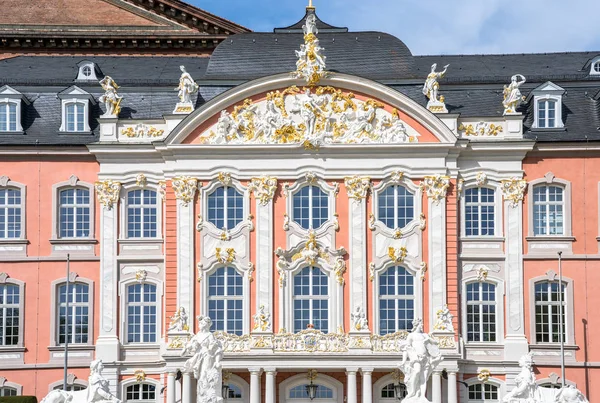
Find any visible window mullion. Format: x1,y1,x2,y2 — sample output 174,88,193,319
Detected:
224,270,229,333
223,188,228,229
393,186,399,228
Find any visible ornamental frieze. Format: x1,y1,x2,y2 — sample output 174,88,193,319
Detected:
458,122,503,137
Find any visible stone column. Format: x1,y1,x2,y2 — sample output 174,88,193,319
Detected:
447,371,457,403
265,368,277,403
431,371,442,403
183,372,194,403
250,368,262,403
167,372,177,403
361,368,373,403
346,369,358,403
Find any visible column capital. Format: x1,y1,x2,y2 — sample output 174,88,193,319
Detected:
361,367,375,374
346,368,359,375
249,367,263,375
264,368,278,375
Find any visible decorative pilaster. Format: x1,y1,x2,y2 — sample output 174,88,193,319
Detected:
95,179,121,362
250,176,277,334
502,177,528,361
174,177,199,327
421,175,449,329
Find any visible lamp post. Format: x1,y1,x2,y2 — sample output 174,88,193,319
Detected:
306,369,319,400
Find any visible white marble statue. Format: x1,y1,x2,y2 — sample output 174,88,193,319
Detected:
350,306,368,331
398,318,443,403
294,13,326,84
503,353,539,402
554,385,589,403
503,74,526,114
99,76,122,118
174,65,199,113
40,359,120,403
303,13,319,36
182,315,224,403
422,63,449,112
379,113,410,143
168,306,189,332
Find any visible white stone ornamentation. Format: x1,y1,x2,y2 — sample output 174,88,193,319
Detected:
398,319,443,403
433,305,454,332
182,316,224,403
249,176,278,206
41,359,121,403
423,63,449,113
201,87,417,147
253,305,271,332
120,123,164,138
293,13,327,86
135,268,147,284
135,173,147,187
174,65,199,114
94,180,121,210
501,178,527,208
476,266,489,282
476,172,488,186
503,74,526,115
99,76,122,118
172,176,198,206
420,175,450,205
388,246,408,263
344,176,371,201
350,306,368,332
168,306,190,332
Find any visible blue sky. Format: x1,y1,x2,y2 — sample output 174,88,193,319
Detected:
192,0,600,55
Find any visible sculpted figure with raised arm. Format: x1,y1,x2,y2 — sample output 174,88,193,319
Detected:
503,74,526,114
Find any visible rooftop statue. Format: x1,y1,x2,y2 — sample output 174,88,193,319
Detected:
398,318,443,403
40,359,121,403
181,315,224,403
503,74,526,115
422,63,449,113
294,13,327,86
99,76,122,118
174,65,199,113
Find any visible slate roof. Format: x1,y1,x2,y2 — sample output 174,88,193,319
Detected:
0,9,599,145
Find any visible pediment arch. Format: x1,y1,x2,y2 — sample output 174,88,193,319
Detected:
166,73,458,148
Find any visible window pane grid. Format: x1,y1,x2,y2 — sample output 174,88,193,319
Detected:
293,267,329,332
378,185,415,229
537,100,557,128
466,282,497,342
379,266,415,335
208,267,244,335
292,186,329,230
0,188,21,239
58,283,90,345
535,281,566,343
0,284,20,346
127,190,158,238
66,103,85,132
533,186,564,236
59,188,90,238
208,187,244,230
0,387,17,396
0,103,17,132
126,384,156,401
127,284,157,343
468,383,499,402
465,188,495,236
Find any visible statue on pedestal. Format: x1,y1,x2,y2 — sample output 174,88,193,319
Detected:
181,315,224,403
502,74,526,115
398,318,443,403
99,76,122,118
174,65,199,114
422,63,449,113
168,306,189,332
40,359,120,403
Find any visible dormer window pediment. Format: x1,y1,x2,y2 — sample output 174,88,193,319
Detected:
58,86,95,133
528,81,565,130
76,60,100,81
0,85,28,133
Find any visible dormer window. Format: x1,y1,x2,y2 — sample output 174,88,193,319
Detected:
0,85,27,133
58,86,94,133
592,60,600,75
76,61,99,81
529,81,565,130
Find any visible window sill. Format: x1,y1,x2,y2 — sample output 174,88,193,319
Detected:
118,238,164,244
460,237,504,256
50,238,98,245
50,238,96,255
526,236,574,256
529,127,566,132
526,236,575,241
57,131,93,135
0,131,24,135
0,239,28,257
0,239,28,244
118,238,164,256
48,344,95,362
48,344,95,351
465,342,502,347
0,346,25,352
460,236,504,242
530,343,578,350
0,346,25,365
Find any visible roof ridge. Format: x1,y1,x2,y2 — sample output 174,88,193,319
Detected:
415,50,600,58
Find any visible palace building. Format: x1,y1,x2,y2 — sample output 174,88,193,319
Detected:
0,1,599,402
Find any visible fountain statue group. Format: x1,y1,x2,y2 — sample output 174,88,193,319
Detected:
40,315,588,403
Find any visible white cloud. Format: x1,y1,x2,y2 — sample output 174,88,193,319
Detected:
197,0,600,55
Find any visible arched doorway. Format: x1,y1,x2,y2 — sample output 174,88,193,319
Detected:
279,374,343,403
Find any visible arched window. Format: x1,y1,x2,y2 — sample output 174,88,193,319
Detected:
126,283,157,343
0,102,17,132
533,185,564,235
127,189,158,238
466,282,497,342
468,383,499,402
380,383,407,400
289,385,334,399
464,188,495,236
594,61,600,74
65,102,85,132
208,267,243,336
378,266,414,335
225,384,243,400
0,283,20,346
59,188,91,238
125,383,156,402
0,387,17,396
57,282,90,345
53,384,87,391
293,267,329,333
208,186,244,230
377,185,414,229
0,187,22,239
292,186,329,229
535,281,566,343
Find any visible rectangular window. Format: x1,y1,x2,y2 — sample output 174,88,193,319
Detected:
0,103,17,132
208,186,244,230
65,103,85,132
127,190,158,238
57,283,90,344
293,267,329,333
0,284,20,346
59,188,90,238
535,281,566,343
537,100,557,129
464,188,495,236
466,282,497,342
127,283,157,343
0,188,21,239
378,266,415,335
533,185,564,236
292,185,329,230
208,267,243,335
